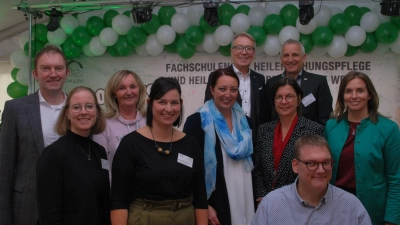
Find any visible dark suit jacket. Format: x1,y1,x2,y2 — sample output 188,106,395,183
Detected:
204,65,267,139
0,92,44,225
36,131,110,225
265,70,333,125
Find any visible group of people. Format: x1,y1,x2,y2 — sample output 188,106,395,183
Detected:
0,32,399,225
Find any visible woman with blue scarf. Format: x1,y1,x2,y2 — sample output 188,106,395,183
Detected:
184,68,255,225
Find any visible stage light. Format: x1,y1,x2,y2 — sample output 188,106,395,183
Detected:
45,8,63,32
203,1,219,27
299,0,314,25
381,0,400,16
131,6,152,23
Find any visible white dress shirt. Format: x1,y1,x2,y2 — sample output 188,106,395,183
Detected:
233,65,251,117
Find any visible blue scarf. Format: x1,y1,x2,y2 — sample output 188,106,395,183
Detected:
199,99,254,198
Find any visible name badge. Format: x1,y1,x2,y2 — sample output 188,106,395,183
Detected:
177,153,193,168
302,93,316,107
101,158,109,170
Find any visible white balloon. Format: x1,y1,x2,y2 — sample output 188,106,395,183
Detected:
187,5,204,26
360,12,380,33
77,13,91,27
266,5,281,16
345,26,366,47
47,28,67,45
82,44,95,57
330,6,343,16
309,46,327,57
19,33,29,49
156,25,176,45
171,13,190,34
10,50,29,69
112,14,132,35
16,67,30,86
230,13,251,34
327,35,348,58
278,26,300,45
60,15,79,35
389,31,400,54
99,27,119,46
89,37,107,56
263,34,281,56
135,44,149,56
373,43,390,55
314,5,332,26
372,4,390,23
214,25,234,46
296,18,317,35
145,34,164,56
249,5,267,26
202,33,219,53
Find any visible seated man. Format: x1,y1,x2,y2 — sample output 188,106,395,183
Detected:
252,134,371,225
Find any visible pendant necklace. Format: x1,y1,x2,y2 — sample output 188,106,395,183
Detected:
77,144,91,160
150,127,173,156
349,123,357,136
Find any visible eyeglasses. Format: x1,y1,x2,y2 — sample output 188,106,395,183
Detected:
69,104,95,113
295,158,335,171
232,45,255,54
274,95,297,103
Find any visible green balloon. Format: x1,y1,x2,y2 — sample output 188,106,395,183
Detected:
235,5,250,15
141,14,161,34
107,45,120,57
115,36,135,56
103,10,119,27
11,68,20,82
176,36,195,59
86,16,105,36
200,15,218,33
165,36,179,53
123,11,131,17
32,24,48,43
7,81,28,99
299,34,314,54
24,40,45,57
127,27,148,47
345,45,358,56
71,26,92,46
62,37,82,59
329,13,350,35
343,5,362,26
263,14,283,35
158,6,177,26
312,26,334,48
247,26,266,46
360,7,371,16
375,22,398,44
359,33,378,53
391,16,400,29
218,3,236,26
280,4,298,26
185,26,205,46
219,44,231,56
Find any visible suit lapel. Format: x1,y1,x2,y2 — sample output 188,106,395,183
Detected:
26,92,45,153
249,71,257,123
300,70,309,95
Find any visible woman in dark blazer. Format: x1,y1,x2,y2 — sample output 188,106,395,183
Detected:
36,86,110,225
253,77,324,203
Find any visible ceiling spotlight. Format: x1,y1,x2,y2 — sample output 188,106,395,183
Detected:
381,0,400,16
299,0,314,25
131,6,152,23
203,1,219,27
45,8,63,32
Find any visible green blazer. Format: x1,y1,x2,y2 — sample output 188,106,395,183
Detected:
325,116,400,225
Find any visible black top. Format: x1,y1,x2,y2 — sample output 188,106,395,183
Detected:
36,130,110,225
110,131,208,210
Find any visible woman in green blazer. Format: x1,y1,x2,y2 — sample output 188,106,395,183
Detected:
325,71,400,225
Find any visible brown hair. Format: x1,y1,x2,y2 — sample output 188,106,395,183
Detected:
294,134,331,159
33,45,68,69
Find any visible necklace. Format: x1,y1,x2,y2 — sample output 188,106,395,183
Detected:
349,123,357,136
150,127,173,156
77,144,91,160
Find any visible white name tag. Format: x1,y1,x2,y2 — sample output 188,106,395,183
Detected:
302,93,316,107
177,153,193,168
101,158,109,170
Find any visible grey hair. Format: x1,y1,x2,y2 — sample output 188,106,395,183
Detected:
281,39,306,56
231,32,256,47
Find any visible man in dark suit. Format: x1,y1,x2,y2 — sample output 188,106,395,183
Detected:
204,32,267,136
266,39,332,125
0,45,69,225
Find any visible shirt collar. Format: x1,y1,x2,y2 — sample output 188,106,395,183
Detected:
38,89,67,106
282,69,303,79
232,64,250,77
292,177,331,208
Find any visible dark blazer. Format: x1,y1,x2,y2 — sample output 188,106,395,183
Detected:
36,131,110,225
253,116,324,199
265,70,333,125
183,112,253,225
204,65,267,139
0,92,44,225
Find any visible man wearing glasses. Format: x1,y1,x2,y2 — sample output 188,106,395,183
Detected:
204,32,267,138
265,39,333,125
252,134,371,225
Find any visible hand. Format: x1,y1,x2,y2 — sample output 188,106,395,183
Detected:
208,205,221,225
